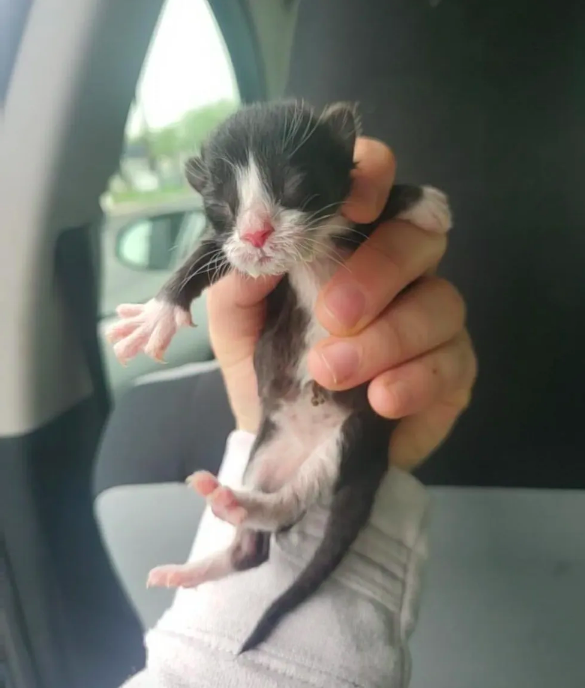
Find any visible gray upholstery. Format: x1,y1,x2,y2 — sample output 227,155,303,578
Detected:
411,487,585,687
95,484,206,629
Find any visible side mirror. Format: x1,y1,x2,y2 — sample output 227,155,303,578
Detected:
114,211,206,272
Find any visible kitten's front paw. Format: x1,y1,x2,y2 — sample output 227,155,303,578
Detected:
105,299,193,364
209,486,249,526
399,186,453,234
187,471,248,526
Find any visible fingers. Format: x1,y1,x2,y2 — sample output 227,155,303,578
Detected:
207,271,281,379
309,277,465,389
207,272,282,434
368,330,476,419
316,220,447,336
208,270,281,310
385,330,476,471
343,138,396,224
389,385,475,472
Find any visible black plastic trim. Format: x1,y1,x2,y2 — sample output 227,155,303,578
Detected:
208,0,267,102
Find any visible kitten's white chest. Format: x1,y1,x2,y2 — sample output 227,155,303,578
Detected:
289,259,338,387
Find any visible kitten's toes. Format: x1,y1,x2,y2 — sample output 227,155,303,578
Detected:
187,473,248,524
399,186,453,234
209,486,248,526
186,470,219,496
113,325,151,364
147,564,201,589
116,303,145,318
108,299,192,364
105,314,142,344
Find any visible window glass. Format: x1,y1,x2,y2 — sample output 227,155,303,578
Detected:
99,0,239,317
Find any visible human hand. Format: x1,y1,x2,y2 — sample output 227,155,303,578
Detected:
207,137,477,470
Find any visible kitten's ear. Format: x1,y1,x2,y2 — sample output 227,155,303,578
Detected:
185,155,208,193
321,102,362,153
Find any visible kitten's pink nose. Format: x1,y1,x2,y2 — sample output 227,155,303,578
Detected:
241,221,274,248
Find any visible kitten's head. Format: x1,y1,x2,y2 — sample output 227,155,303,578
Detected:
185,101,360,276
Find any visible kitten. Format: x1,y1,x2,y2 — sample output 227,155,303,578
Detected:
106,100,452,653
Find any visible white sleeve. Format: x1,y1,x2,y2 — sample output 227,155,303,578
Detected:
120,429,430,688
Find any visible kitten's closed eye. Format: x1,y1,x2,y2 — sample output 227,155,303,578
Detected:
205,199,234,230
280,172,307,209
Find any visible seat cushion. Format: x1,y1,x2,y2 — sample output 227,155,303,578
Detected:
411,487,585,687
93,362,235,497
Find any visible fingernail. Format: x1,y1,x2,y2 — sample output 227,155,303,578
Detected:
324,283,366,330
319,341,360,384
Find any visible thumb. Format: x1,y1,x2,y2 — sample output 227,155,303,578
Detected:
207,271,281,365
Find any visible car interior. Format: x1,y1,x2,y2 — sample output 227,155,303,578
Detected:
2,1,585,687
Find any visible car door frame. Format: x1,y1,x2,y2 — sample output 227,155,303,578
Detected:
0,0,295,685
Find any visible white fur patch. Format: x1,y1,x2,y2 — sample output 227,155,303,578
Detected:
222,155,334,276
240,247,352,527
288,228,350,388
289,262,333,389
249,392,349,494
397,186,452,234
240,418,347,530
235,155,272,234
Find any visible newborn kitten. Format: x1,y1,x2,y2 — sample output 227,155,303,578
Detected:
106,100,452,653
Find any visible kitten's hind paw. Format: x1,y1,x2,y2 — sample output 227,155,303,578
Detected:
105,299,193,364
147,563,204,589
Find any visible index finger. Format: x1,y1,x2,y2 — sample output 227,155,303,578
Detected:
343,137,396,224
316,220,447,336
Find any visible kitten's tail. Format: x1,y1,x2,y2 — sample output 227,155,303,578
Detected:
238,476,381,654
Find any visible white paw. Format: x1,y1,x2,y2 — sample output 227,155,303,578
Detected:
186,470,220,496
209,486,249,526
105,299,193,364
147,564,199,589
399,186,452,234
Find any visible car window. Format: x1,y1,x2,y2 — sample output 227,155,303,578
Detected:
99,0,239,318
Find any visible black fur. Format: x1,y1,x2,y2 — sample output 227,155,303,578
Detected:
239,409,395,654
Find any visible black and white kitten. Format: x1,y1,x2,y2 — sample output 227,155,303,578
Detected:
106,100,452,653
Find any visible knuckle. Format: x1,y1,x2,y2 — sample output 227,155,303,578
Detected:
395,300,432,359
452,386,474,413
379,142,396,173
436,276,465,309
377,314,409,364
385,382,410,417
455,329,478,386
463,343,479,390
431,278,467,330
358,136,396,168
433,233,449,261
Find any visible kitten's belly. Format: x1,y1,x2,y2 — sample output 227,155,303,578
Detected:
252,256,350,492
251,392,349,492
